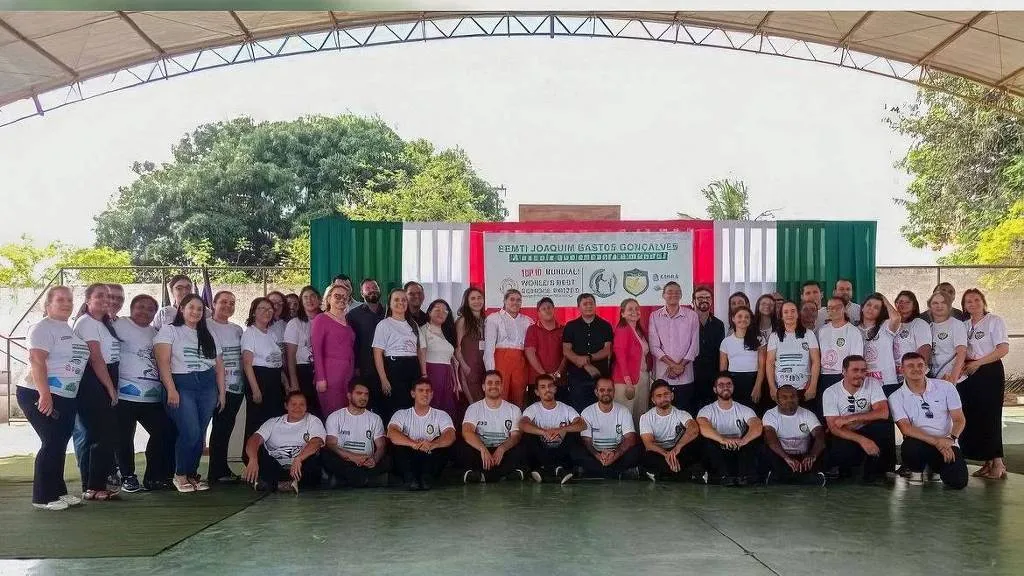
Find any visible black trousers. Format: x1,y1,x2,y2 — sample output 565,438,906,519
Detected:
958,360,1005,461
115,399,174,483
523,434,576,472
392,445,450,484
77,362,119,491
827,420,896,479
207,391,244,480
382,356,419,423
454,439,526,481
804,374,839,421
244,366,286,462
295,363,322,419
760,445,822,482
901,437,968,489
567,374,597,414
17,387,76,505
256,445,322,490
640,441,703,479
704,440,759,480
729,371,758,410
694,363,718,411
321,449,390,487
569,442,642,478
670,384,698,417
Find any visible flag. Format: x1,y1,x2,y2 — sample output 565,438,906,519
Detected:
201,267,213,308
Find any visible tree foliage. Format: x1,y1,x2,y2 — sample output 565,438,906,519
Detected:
677,178,774,220
94,115,506,268
0,236,134,287
56,246,135,285
0,235,60,287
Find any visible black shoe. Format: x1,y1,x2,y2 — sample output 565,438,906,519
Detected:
505,469,526,482
407,480,421,491
720,476,737,487
558,469,574,485
463,470,483,484
419,478,432,491
618,467,640,481
121,474,143,493
735,476,751,487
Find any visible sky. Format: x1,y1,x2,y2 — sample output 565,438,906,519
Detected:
0,36,940,265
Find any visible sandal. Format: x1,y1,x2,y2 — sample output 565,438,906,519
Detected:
972,463,992,478
189,475,210,492
172,476,196,493
82,490,111,501
984,467,1008,480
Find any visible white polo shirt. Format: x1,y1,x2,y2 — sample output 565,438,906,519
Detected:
889,378,962,438
639,406,694,449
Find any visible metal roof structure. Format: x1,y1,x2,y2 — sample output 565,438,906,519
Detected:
2,11,1024,125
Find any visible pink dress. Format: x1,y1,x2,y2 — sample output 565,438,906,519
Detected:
311,313,356,418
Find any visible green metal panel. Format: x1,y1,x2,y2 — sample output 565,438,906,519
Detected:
310,217,404,295
775,221,876,303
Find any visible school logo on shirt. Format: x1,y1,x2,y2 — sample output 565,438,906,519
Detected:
899,328,910,338
938,332,948,340
504,419,513,431
799,423,810,434
801,342,810,351
622,269,649,297
615,424,622,435
426,424,435,435
589,268,617,298
856,398,868,410
836,337,846,347
736,419,749,435
303,433,310,442
974,331,985,339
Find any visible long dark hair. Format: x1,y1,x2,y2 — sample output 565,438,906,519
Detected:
860,292,888,342
246,297,272,327
76,283,120,341
457,287,486,340
387,288,419,337
266,290,292,322
728,291,750,313
295,285,321,322
775,301,806,341
754,294,777,334
729,306,760,351
894,290,921,322
425,299,457,348
171,294,217,359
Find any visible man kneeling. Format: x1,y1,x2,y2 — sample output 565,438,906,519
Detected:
242,391,326,493
572,378,641,479
520,374,586,484
387,378,456,491
639,379,703,482
322,381,388,488
761,385,827,486
458,370,527,483
822,355,894,483
697,374,762,486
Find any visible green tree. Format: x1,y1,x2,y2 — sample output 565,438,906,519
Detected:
0,237,134,287
678,178,774,220
887,75,1024,263
55,246,135,285
0,235,60,287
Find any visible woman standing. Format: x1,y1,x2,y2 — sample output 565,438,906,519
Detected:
766,301,821,413
960,288,1010,480
265,291,291,344
612,298,651,425
727,292,750,318
311,284,355,418
719,306,764,411
206,291,245,483
894,290,932,385
154,294,225,492
73,283,121,501
372,288,421,421
18,286,88,510
242,297,287,451
927,292,968,385
153,274,195,330
754,294,777,344
455,287,487,403
858,293,902,397
483,289,534,407
816,296,864,393
285,286,322,417
114,294,174,492
419,299,460,417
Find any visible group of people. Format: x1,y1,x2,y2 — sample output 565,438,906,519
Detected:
17,273,1009,509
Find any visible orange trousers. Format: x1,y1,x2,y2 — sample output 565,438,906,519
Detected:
494,348,529,408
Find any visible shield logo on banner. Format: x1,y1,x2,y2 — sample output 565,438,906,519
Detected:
623,269,650,297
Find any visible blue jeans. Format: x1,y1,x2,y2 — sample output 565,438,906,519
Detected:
72,415,88,486
166,369,218,476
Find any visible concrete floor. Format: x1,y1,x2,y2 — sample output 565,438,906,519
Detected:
1,477,1022,576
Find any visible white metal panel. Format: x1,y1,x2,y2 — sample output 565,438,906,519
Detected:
402,222,471,307
714,221,777,320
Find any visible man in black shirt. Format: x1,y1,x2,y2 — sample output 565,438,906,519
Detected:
404,281,429,326
693,285,725,410
347,278,386,411
562,293,614,413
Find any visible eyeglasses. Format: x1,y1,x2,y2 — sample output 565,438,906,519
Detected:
920,400,934,419
694,296,713,302
846,395,856,413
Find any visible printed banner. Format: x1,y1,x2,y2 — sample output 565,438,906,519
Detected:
484,231,693,306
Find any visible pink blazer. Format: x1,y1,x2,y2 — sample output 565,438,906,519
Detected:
612,325,649,384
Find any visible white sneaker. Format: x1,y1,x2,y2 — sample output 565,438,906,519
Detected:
908,472,925,485
927,472,943,483
33,500,69,511
59,495,82,507
530,470,543,483
645,471,657,483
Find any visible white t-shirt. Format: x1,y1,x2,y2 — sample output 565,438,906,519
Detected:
256,414,327,466
639,406,694,449
283,318,313,365
241,326,283,368
816,322,863,375
965,314,1009,360
208,319,244,394
522,401,581,447
580,402,635,451
719,333,761,373
697,401,758,439
929,318,968,383
463,399,523,448
860,323,899,386
153,324,220,374
325,407,385,456
895,318,931,379
767,330,819,390
821,378,886,429
113,318,161,403
388,406,455,441
419,325,455,365
762,406,821,455
22,317,89,398
73,314,121,364
269,319,287,346
889,378,962,438
372,317,419,357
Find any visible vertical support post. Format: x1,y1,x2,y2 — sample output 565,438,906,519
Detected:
936,266,942,288
58,268,64,286
262,268,268,296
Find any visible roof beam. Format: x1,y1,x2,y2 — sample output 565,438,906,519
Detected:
917,11,991,65
837,11,873,47
229,10,254,42
753,11,773,35
328,10,341,29
0,16,76,78
117,11,165,56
